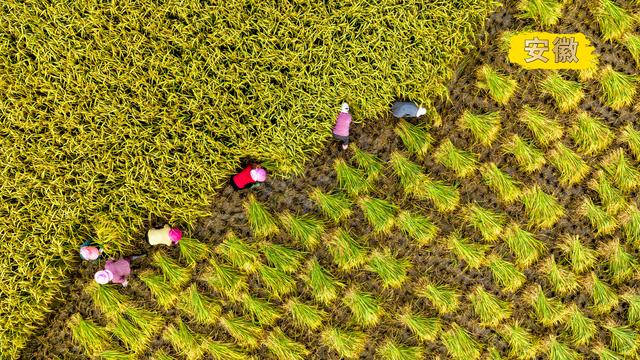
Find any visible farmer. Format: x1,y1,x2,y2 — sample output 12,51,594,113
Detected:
231,164,267,190
148,224,182,246
332,102,352,150
79,240,103,261
94,257,133,287
391,101,427,119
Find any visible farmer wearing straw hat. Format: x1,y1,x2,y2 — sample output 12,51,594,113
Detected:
148,224,182,246
79,240,103,261
391,101,427,119
231,164,268,190
94,258,132,287
332,102,351,150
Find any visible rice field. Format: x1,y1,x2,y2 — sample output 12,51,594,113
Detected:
11,0,640,359
0,0,499,357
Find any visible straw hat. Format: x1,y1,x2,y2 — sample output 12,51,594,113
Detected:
80,246,101,260
250,168,267,182
94,269,113,284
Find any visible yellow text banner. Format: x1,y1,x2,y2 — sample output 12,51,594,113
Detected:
508,32,597,70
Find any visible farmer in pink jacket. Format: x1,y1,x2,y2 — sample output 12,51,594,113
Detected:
94,258,131,287
332,102,351,150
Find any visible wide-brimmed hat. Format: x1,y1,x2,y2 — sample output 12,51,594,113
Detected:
94,269,114,284
80,246,101,260
250,168,267,182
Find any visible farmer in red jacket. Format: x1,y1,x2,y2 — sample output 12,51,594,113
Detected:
333,102,351,150
231,164,268,190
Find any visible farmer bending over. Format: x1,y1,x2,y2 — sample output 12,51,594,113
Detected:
332,102,351,150
148,225,182,246
391,101,427,119
94,257,134,287
231,164,267,190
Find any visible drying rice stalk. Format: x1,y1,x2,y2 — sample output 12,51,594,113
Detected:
334,158,371,196
68,313,110,356
414,279,460,314
503,135,546,173
377,340,424,360
302,258,344,305
178,284,222,325
216,232,260,273
487,255,526,293
571,112,613,156
434,139,478,178
285,298,326,330
244,194,279,238
595,0,635,41
517,0,563,27
585,272,619,314
458,110,502,146
178,237,210,267
498,322,539,359
394,119,433,159
309,188,352,223
469,286,512,327
463,203,506,243
152,251,192,287
600,66,638,109
480,163,522,203
548,142,590,186
446,232,490,269
541,256,578,295
201,260,248,300
366,248,411,288
261,242,304,273
525,285,567,326
321,327,367,359
502,223,545,268
264,328,309,360
398,308,442,342
342,288,384,327
477,65,518,105
564,304,596,346
239,293,282,326
139,271,178,309
540,74,584,113
218,314,263,349
602,148,640,193
256,264,296,298
279,212,324,250
519,106,563,146
327,228,369,271
441,323,482,360
358,196,398,234
396,210,438,245
578,197,618,236
559,235,597,274
162,319,204,360
600,238,637,284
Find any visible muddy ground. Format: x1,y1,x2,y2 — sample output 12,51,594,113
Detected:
22,0,640,358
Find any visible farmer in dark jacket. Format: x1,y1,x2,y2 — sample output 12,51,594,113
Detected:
391,101,427,118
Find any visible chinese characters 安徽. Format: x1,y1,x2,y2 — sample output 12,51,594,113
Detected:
524,36,579,63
